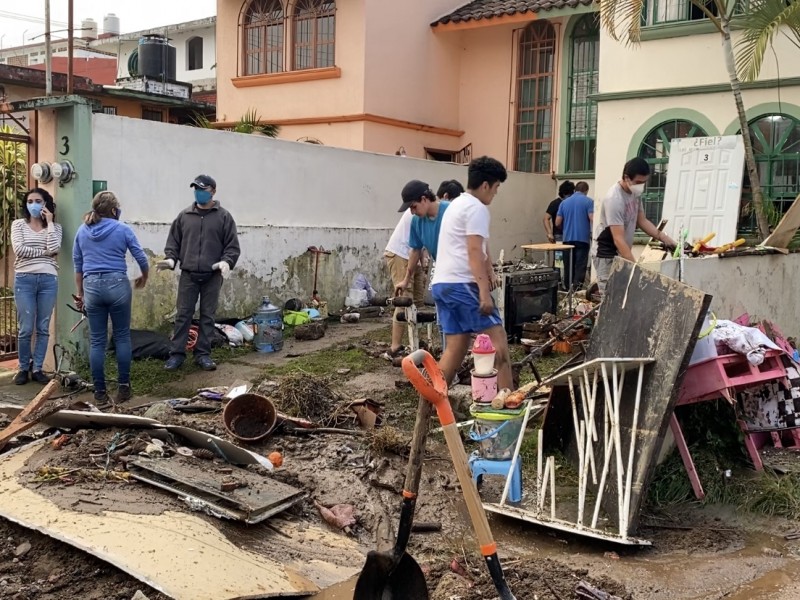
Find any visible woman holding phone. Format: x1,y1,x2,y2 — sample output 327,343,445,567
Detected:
11,188,62,385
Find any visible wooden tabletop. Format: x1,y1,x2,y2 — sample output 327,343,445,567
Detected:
521,243,576,251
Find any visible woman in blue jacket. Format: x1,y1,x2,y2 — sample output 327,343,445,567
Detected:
73,191,149,405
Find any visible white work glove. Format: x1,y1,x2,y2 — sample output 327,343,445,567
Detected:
213,261,231,279
156,258,175,271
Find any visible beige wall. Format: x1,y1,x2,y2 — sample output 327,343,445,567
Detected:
599,28,800,94
594,88,800,205
273,121,365,149
363,0,463,129
594,26,800,212
215,0,368,124
361,121,463,159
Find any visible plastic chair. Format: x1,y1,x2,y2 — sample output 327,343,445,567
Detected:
468,451,523,503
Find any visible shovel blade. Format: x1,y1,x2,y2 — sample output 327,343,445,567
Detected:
353,551,429,600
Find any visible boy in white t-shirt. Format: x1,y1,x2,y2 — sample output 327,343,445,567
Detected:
431,156,512,390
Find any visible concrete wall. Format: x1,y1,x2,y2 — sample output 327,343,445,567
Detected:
642,254,800,338
91,114,553,328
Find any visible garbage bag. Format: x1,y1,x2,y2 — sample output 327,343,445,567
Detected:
352,273,377,300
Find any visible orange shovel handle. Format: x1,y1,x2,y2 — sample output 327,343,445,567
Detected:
402,350,451,424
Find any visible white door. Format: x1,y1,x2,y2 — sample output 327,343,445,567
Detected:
660,135,745,246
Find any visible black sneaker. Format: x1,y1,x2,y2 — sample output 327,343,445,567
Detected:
13,370,28,385
116,384,132,404
30,371,49,384
164,355,185,371
93,390,111,407
194,356,217,371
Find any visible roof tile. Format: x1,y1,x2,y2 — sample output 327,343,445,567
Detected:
433,0,596,26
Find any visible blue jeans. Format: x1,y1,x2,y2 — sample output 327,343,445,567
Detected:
83,272,132,392
14,273,58,372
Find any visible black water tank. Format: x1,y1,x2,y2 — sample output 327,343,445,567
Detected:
138,35,176,80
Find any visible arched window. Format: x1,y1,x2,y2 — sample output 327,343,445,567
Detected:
243,0,285,75
187,36,203,71
566,15,599,173
293,0,336,71
638,119,708,222
741,114,800,229
514,21,556,173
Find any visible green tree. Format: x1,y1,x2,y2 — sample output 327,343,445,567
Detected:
600,0,800,240
0,125,26,256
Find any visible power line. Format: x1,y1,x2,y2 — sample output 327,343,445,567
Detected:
0,10,69,28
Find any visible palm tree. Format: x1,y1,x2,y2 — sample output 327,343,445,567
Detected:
191,108,280,138
600,0,800,240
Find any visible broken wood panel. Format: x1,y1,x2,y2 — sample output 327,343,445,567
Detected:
576,259,709,532
0,443,363,599
763,193,800,249
0,380,59,451
130,456,306,523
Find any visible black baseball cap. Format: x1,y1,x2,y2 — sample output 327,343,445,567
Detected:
190,174,216,190
398,180,432,212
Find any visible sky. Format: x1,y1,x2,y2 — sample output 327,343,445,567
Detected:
1,0,217,49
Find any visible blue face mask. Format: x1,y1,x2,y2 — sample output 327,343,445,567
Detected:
115,208,122,220
194,189,213,205
28,202,44,218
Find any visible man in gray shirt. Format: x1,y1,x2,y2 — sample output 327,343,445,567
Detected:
593,158,676,292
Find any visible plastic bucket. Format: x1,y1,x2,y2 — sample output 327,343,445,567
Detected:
471,369,498,404
469,410,525,460
223,393,277,442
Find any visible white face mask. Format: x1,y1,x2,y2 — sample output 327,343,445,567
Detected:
629,183,646,197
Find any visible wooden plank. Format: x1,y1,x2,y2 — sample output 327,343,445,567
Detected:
763,193,800,249
0,443,363,599
0,380,59,452
637,219,669,265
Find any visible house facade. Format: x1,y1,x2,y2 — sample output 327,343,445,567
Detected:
90,17,218,104
215,0,800,224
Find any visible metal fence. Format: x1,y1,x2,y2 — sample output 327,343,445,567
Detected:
0,124,30,361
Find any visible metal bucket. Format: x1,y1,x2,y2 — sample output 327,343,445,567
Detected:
223,393,277,442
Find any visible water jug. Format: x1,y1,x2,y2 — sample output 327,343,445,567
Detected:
253,296,283,353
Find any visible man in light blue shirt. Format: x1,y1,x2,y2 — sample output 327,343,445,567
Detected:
393,179,462,293
556,181,594,290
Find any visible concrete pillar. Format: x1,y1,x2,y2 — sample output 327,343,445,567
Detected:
20,96,95,368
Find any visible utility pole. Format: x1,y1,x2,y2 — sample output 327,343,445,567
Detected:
67,0,74,94
45,0,52,95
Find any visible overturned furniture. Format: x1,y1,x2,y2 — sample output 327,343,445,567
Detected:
481,260,711,545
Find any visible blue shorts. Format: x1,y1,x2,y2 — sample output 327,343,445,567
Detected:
432,282,502,335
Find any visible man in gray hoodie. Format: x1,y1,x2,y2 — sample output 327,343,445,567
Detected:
158,175,240,371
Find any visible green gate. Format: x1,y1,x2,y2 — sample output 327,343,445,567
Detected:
0,120,31,361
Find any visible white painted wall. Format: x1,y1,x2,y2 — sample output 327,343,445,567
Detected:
642,254,800,339
92,114,552,325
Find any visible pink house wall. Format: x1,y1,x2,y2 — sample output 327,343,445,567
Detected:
215,0,367,124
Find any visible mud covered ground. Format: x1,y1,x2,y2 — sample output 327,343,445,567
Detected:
0,324,799,599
